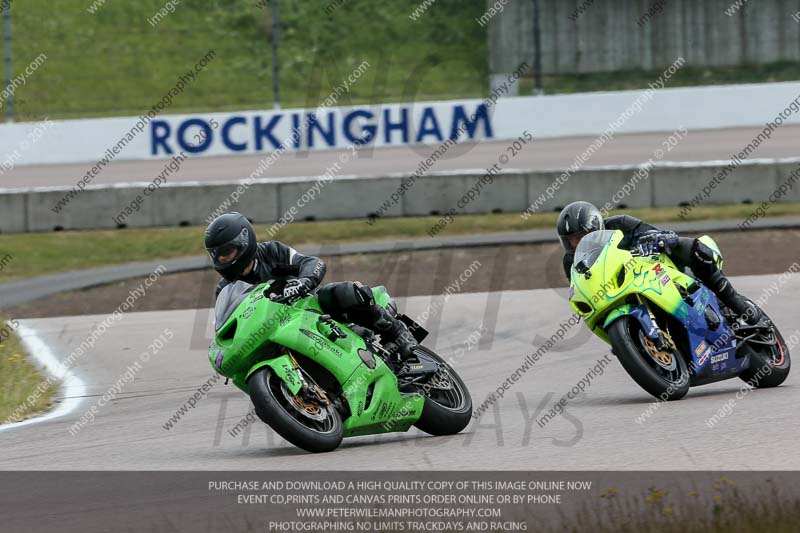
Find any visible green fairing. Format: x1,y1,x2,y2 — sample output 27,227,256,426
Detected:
208,283,424,437
245,355,302,395
603,304,635,331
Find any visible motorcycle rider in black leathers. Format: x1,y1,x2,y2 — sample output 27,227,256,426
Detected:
557,201,762,326
205,212,418,358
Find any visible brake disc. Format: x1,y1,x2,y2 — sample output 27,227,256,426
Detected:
426,368,454,391
281,382,329,422
642,334,677,371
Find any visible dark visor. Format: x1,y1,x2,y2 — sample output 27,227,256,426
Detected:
559,230,590,253
206,227,249,268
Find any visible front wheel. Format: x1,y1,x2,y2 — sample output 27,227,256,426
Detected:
408,346,473,436
248,367,343,453
608,317,690,401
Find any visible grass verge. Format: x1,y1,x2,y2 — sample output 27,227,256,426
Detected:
565,478,800,533
8,0,487,121
6,1,800,121
0,202,798,282
0,317,56,424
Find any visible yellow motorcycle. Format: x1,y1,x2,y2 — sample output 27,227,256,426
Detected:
568,230,790,400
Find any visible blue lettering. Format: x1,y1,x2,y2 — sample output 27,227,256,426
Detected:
449,104,493,141
415,106,443,143
254,115,283,151
343,109,376,146
177,119,212,154
307,112,336,147
151,120,173,155
221,116,247,152
383,107,409,144
291,113,301,148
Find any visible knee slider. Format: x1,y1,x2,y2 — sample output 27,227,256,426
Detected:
322,281,374,312
353,282,375,307
692,240,721,272
692,239,717,265
689,240,722,282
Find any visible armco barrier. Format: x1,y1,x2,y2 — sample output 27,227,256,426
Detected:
0,192,26,233
402,172,529,216
774,161,800,203
146,182,281,228
526,166,655,213
652,160,780,208
0,158,796,233
275,175,404,222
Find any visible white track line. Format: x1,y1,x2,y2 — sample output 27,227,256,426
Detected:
0,323,86,432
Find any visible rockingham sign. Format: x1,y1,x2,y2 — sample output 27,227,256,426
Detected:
149,102,494,157
3,81,800,167
0,99,496,167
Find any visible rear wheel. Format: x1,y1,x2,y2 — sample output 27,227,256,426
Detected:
408,347,473,436
738,300,791,388
248,367,343,453
608,317,690,401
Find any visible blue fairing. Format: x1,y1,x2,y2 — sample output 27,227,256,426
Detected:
627,306,660,341
626,285,749,379
680,285,749,378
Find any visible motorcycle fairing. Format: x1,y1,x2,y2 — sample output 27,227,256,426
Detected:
572,230,750,381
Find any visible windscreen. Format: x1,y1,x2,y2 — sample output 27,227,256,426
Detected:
214,280,255,331
573,230,615,271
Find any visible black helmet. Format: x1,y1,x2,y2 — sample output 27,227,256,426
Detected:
557,201,604,253
204,212,257,281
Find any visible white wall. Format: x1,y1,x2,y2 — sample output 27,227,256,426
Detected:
3,81,799,167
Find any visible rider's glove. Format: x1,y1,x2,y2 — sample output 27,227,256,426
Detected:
282,278,314,299
637,230,679,256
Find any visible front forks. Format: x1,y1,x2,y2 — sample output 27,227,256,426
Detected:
636,297,676,353
288,353,331,406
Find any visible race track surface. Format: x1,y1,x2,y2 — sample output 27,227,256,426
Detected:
1,273,797,470
5,125,800,189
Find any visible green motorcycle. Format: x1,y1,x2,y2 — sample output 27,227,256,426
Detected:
209,280,472,453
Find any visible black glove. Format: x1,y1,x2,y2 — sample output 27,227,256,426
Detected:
636,230,679,256
281,278,314,299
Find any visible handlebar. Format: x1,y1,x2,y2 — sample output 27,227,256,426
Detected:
266,278,302,305
269,292,296,305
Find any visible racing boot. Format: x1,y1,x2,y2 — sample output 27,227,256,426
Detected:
372,307,418,360
708,271,762,326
